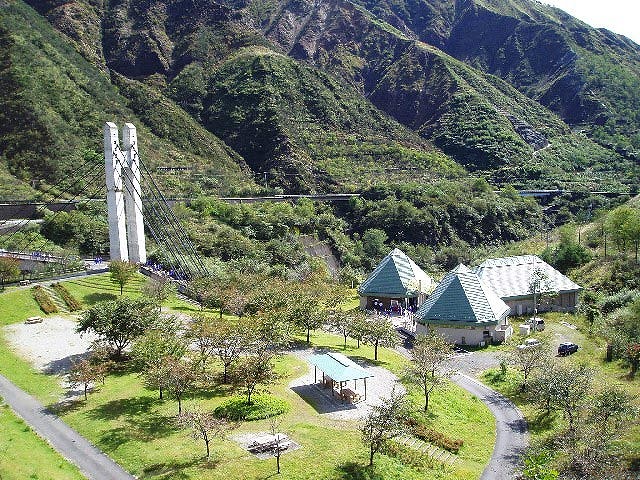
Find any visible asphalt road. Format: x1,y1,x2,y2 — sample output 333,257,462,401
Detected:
0,374,134,480
396,336,528,479
452,373,528,480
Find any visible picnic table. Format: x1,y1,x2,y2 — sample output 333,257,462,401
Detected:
248,434,290,453
340,387,362,403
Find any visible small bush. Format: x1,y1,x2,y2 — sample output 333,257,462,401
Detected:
413,424,463,454
32,285,58,314
52,283,82,311
214,394,289,421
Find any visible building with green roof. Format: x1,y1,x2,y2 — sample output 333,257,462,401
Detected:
415,264,512,346
358,248,433,311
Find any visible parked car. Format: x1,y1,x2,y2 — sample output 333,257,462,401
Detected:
528,316,545,331
558,342,579,356
517,338,542,350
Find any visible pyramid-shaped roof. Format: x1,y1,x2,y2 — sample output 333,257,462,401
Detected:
415,264,510,326
475,255,581,300
358,248,433,297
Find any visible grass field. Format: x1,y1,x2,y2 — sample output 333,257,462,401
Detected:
0,401,85,480
482,312,640,460
0,275,496,480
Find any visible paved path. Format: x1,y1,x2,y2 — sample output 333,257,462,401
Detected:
395,336,527,480
0,374,134,480
452,373,528,480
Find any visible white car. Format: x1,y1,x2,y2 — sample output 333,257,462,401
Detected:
517,338,542,350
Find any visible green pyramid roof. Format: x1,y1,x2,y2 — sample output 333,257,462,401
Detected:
358,248,433,297
415,264,510,326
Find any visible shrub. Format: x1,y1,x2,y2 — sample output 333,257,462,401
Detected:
52,283,82,311
413,424,464,454
32,285,58,314
214,394,289,421
382,441,436,471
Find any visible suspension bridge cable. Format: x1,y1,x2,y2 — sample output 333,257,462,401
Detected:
132,144,209,276
111,150,194,280
0,155,103,229
3,166,107,256
129,144,209,277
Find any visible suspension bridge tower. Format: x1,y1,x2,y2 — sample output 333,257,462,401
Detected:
104,122,146,263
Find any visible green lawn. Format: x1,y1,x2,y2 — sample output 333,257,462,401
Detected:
0,279,496,480
0,401,85,480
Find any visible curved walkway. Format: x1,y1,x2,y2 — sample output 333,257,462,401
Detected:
452,373,528,480
0,374,134,480
396,339,528,479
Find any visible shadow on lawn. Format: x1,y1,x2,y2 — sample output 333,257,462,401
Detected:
83,292,118,304
140,457,209,479
336,462,386,480
87,395,162,421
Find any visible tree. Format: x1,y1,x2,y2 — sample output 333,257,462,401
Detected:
360,389,408,466
405,332,455,412
521,450,559,480
528,267,556,320
164,356,197,414
549,364,593,432
269,416,285,474
109,260,139,295
175,407,238,460
362,317,399,360
330,311,353,349
348,313,368,348
508,339,551,391
287,291,326,344
68,359,100,400
232,351,277,405
132,319,186,399
605,297,640,377
141,276,176,312
77,297,158,359
0,257,19,288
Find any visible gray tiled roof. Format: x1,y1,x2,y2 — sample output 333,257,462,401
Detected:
358,248,433,297
415,264,510,326
474,255,582,300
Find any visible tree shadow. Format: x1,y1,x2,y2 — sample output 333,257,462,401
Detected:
87,395,161,421
45,398,85,416
139,457,209,479
83,292,118,303
336,462,386,480
527,410,557,434
43,352,90,375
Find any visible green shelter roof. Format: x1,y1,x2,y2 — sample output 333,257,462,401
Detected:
415,264,510,326
308,352,374,383
358,248,433,297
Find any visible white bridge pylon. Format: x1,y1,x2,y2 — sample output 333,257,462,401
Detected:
104,122,146,264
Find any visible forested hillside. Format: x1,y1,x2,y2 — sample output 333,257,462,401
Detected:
0,0,637,195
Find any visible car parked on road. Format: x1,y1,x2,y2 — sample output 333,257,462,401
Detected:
558,342,579,356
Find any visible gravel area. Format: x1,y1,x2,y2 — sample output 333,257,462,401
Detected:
289,348,404,421
3,316,96,375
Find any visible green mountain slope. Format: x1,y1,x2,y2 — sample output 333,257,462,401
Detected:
0,0,252,197
9,0,640,192
347,0,640,152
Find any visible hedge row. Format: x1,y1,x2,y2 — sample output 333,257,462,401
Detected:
32,285,58,314
413,424,464,454
52,283,82,311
